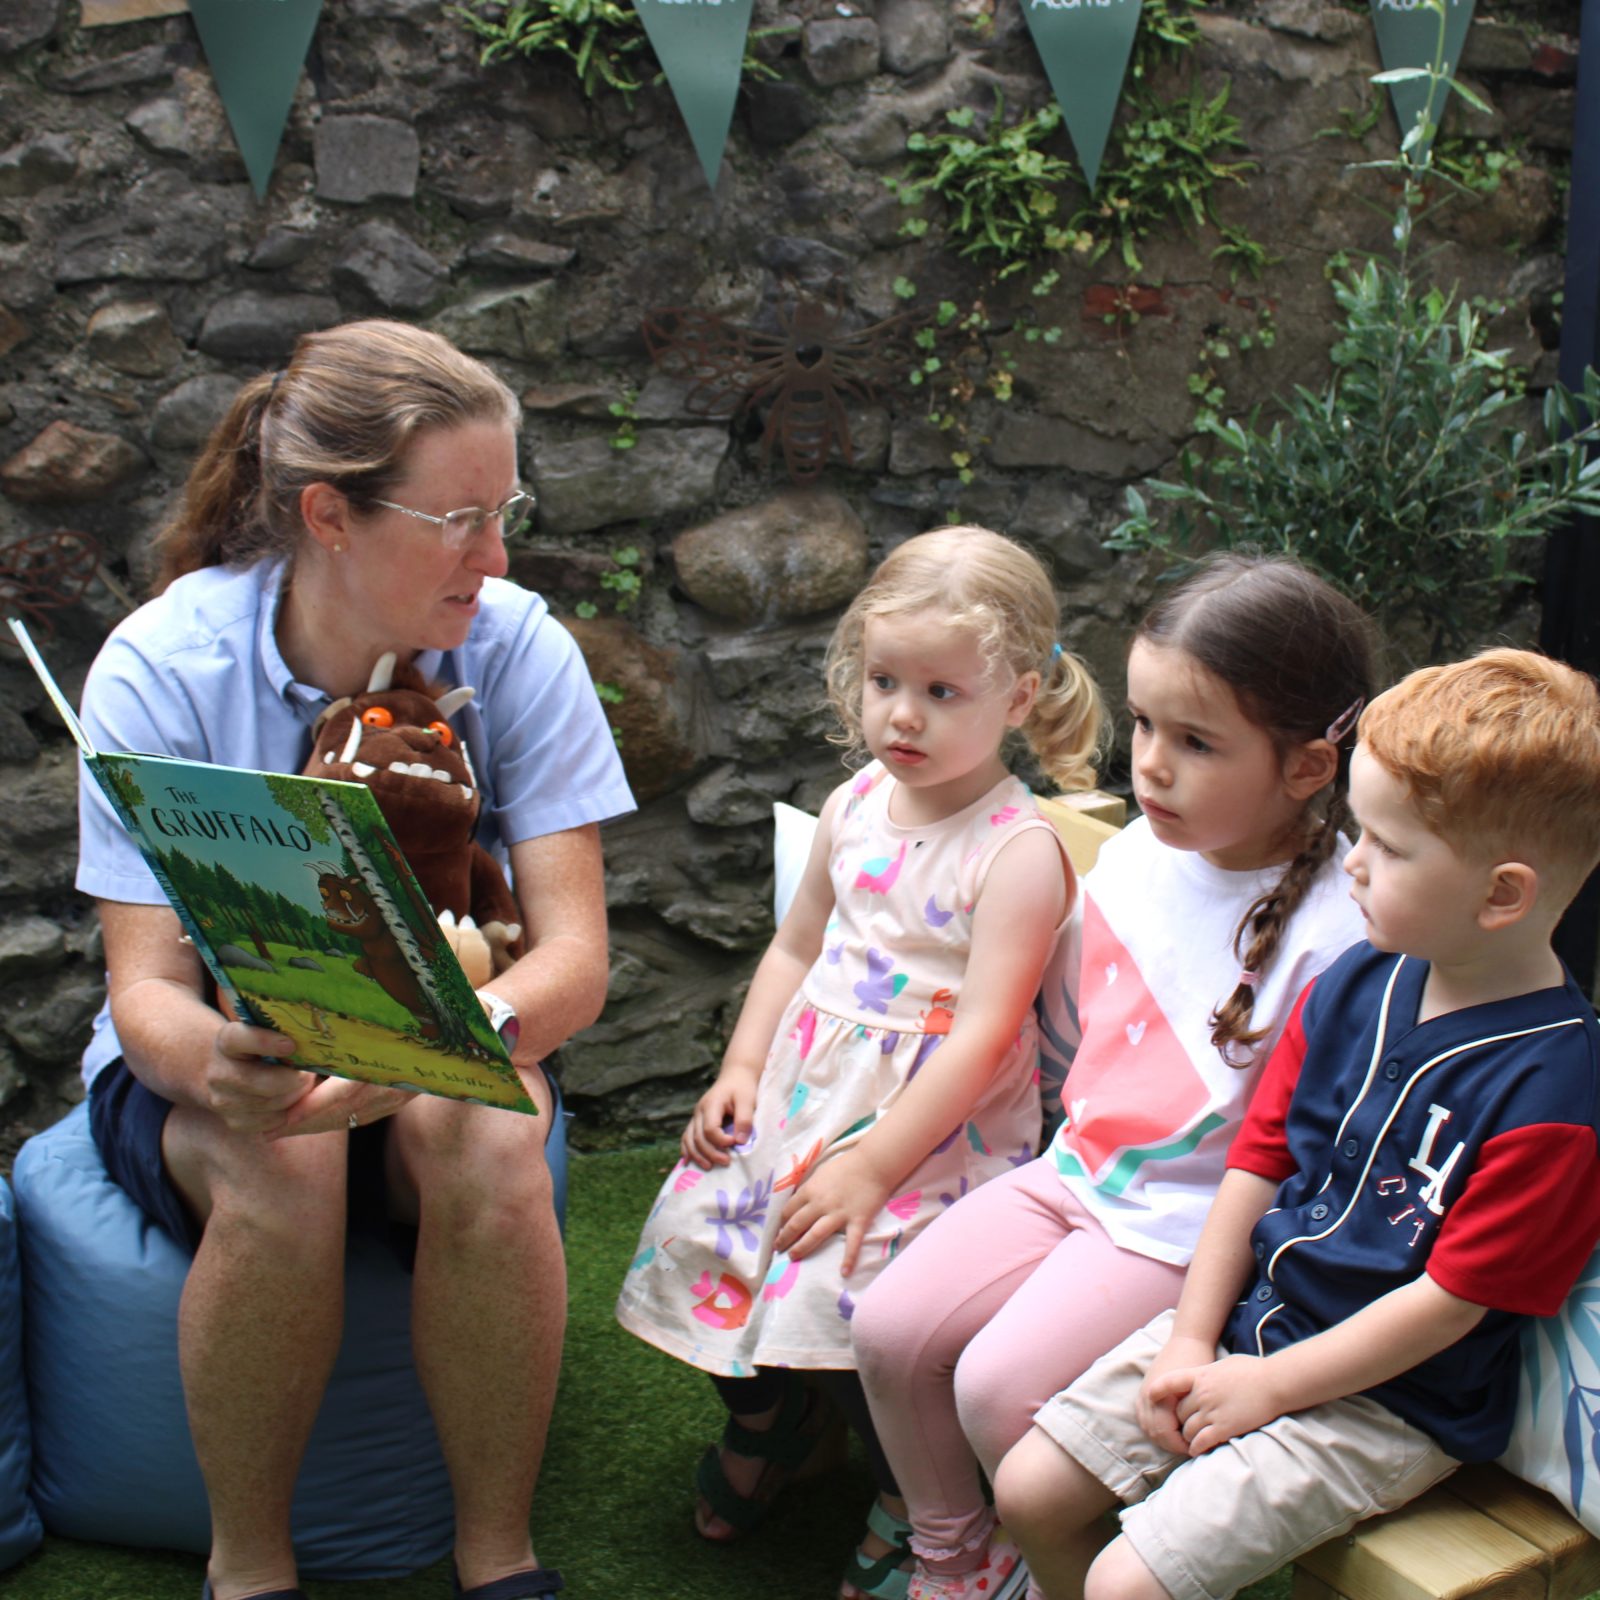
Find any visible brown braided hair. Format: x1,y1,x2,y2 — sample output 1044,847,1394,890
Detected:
1135,555,1376,1060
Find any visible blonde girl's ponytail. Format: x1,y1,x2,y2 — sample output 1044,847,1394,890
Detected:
1022,644,1103,794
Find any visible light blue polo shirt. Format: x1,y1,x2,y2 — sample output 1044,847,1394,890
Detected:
76,557,636,1086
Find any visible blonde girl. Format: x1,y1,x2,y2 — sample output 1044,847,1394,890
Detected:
852,555,1374,1600
616,527,1103,1600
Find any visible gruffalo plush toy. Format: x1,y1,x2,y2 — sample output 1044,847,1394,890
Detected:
303,652,523,985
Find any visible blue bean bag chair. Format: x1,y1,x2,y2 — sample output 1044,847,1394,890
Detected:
0,1174,42,1572
12,1094,568,1578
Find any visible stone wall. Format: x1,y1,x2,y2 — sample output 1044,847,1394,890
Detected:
0,0,1579,1158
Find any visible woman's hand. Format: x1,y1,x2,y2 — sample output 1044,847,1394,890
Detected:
268,1073,418,1139
682,1065,761,1169
199,1019,316,1136
773,1148,892,1277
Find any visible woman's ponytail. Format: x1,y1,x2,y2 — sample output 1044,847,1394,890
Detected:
151,373,277,593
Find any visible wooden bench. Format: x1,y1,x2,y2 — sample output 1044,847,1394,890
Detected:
1294,1463,1600,1600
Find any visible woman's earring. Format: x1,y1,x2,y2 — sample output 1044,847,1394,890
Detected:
331,542,344,553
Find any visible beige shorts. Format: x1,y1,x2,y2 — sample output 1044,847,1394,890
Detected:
1033,1309,1460,1600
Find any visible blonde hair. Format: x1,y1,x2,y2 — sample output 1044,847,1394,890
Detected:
824,526,1103,793
1136,554,1376,1060
151,319,520,593
1360,647,1600,902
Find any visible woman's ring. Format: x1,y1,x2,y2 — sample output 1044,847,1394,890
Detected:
348,1111,359,1132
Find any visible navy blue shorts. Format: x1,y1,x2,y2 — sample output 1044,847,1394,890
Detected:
87,1059,406,1260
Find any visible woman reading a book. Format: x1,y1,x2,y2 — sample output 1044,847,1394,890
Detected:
73,320,635,1600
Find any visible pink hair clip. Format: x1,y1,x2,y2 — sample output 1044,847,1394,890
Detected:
1324,697,1365,745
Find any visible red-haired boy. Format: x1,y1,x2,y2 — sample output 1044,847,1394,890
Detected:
992,648,1600,1600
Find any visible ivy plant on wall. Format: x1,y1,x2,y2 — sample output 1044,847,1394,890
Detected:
879,0,1262,500
449,0,780,101
885,0,1256,281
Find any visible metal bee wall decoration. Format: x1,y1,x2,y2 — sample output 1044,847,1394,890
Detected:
643,287,928,485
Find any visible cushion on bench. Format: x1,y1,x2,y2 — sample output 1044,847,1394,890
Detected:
1502,1239,1600,1538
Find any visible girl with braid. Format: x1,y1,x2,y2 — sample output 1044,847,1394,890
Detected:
852,555,1374,1600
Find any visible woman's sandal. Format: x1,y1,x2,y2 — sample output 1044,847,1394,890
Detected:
450,1563,564,1598
839,1498,915,1600
693,1372,841,1541
199,1585,308,1600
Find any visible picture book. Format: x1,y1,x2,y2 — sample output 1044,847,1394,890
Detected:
11,619,535,1116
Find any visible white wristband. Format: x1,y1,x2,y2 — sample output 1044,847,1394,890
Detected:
476,989,519,1051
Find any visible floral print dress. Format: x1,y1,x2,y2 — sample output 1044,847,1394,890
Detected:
615,762,1066,1375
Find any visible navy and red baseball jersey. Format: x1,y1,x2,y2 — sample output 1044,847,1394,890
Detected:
1225,943,1600,1461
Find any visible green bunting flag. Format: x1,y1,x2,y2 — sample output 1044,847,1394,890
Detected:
1369,0,1477,162
633,0,755,191
188,0,323,198
1020,0,1144,194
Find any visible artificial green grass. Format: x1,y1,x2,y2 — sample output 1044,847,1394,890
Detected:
4,1144,1294,1600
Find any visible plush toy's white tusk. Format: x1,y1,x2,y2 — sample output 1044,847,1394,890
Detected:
338,719,362,765
366,651,396,693
435,686,474,719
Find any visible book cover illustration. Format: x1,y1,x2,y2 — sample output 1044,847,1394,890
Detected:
10,618,534,1115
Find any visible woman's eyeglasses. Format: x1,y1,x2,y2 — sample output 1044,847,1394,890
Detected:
369,489,535,549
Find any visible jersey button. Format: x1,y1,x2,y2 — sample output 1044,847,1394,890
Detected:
1384,1061,1401,1080
1255,1284,1273,1302
1310,1202,1330,1220
1254,1242,1266,1260
1342,1138,1359,1158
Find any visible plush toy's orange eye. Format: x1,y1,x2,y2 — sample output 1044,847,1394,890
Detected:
427,721,454,746
360,706,394,728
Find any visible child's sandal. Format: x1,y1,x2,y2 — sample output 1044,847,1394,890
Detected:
693,1372,834,1541
839,1499,914,1600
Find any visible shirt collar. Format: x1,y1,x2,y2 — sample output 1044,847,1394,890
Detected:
254,558,334,723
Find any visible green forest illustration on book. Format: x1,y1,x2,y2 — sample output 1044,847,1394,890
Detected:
99,755,532,1113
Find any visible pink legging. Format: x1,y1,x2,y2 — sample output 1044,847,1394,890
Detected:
852,1157,1187,1564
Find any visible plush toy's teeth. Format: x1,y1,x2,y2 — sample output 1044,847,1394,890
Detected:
322,751,334,765
339,721,362,765
385,760,449,780
460,784,474,802
352,761,376,778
